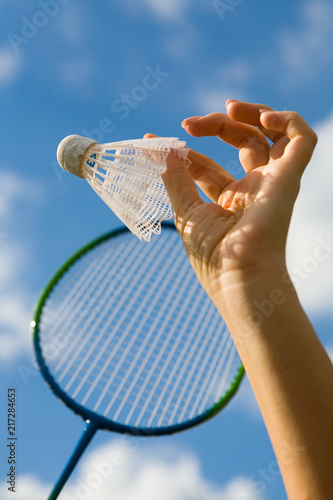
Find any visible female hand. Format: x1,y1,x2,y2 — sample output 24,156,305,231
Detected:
146,100,317,299
147,102,333,500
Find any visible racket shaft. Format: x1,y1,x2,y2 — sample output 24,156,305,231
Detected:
48,421,97,500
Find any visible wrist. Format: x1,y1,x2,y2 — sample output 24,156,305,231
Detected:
211,265,299,332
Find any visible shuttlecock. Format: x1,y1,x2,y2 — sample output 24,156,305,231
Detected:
57,135,191,241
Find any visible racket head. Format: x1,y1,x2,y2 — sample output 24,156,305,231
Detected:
32,224,244,437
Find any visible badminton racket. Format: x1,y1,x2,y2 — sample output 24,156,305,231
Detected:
31,223,244,499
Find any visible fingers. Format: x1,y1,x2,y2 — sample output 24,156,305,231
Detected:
225,100,273,126
182,113,270,172
145,104,318,214
226,101,317,174
162,152,204,236
226,100,285,143
182,103,317,177
259,110,318,174
186,149,235,203
226,102,317,175
182,112,268,148
144,133,235,203
144,134,204,228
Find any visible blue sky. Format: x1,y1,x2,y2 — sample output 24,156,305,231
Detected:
0,0,333,498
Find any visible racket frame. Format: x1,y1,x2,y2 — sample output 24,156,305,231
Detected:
32,224,244,436
31,224,245,499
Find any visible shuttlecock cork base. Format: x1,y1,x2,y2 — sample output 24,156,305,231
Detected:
57,135,191,241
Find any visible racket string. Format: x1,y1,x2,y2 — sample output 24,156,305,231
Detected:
41,244,116,372
58,242,132,381
87,235,177,413
51,338,233,410
41,237,139,379
137,279,217,428
112,258,194,423
38,229,243,429
155,309,226,427
66,239,146,397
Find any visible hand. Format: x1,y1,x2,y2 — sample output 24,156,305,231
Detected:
147,102,333,500
145,101,317,298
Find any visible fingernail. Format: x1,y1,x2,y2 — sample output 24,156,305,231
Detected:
181,116,202,128
225,99,237,108
259,108,270,115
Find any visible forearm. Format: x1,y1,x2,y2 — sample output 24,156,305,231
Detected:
164,101,329,496
214,268,333,499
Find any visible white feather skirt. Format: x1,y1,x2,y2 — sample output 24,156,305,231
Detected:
81,137,191,241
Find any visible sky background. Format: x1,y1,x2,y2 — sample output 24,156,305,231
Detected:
0,0,333,498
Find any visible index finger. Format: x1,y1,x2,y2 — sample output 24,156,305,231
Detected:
182,113,270,171
182,112,269,152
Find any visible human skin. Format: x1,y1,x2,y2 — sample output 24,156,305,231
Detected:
145,100,333,499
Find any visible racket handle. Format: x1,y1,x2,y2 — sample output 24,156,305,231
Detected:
47,420,97,500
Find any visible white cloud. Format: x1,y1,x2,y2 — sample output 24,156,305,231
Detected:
122,0,191,21
56,2,88,45
0,171,40,217
58,57,96,92
196,87,230,115
0,171,44,367
0,440,264,500
278,0,333,82
325,344,333,363
196,88,246,116
32,3,95,95
193,0,333,111
0,46,22,86
193,60,251,115
231,377,261,419
144,0,190,20
0,293,32,363
286,111,333,316
163,24,202,60
0,475,50,500
0,242,19,285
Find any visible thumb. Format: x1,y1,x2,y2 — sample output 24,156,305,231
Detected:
162,153,202,235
